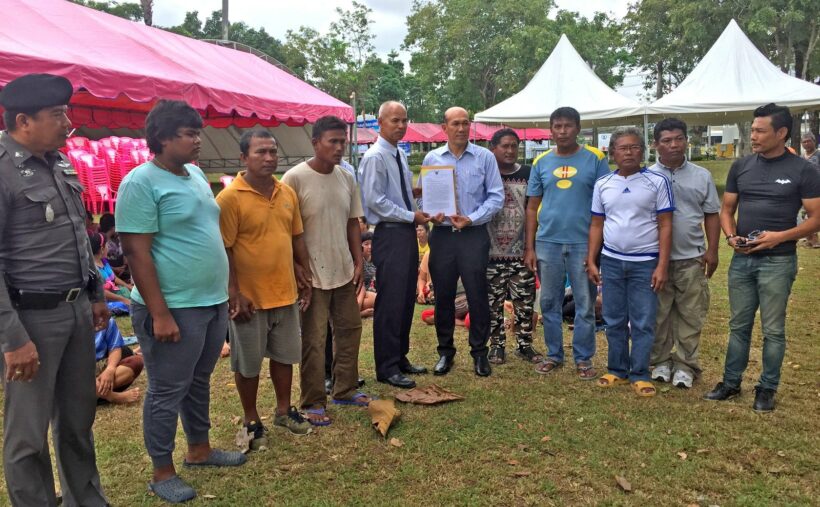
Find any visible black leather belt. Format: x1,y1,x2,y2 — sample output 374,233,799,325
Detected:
376,222,414,229
7,285,87,310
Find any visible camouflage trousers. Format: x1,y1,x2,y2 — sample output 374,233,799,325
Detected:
487,259,536,349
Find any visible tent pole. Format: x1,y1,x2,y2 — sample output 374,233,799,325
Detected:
349,92,358,180
643,113,650,164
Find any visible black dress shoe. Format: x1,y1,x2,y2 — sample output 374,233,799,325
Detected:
703,381,741,401
357,377,366,388
400,363,428,375
752,386,776,413
379,373,416,389
474,355,491,377
433,356,454,376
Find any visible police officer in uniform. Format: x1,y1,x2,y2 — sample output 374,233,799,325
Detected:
0,74,109,506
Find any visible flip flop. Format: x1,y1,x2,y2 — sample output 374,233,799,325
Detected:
305,407,332,426
631,380,657,397
147,475,196,503
182,449,248,468
596,373,629,388
331,391,376,406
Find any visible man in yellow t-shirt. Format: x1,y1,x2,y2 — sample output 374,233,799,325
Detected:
217,130,313,444
417,224,430,262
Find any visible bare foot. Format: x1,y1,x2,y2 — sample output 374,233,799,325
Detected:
105,388,141,405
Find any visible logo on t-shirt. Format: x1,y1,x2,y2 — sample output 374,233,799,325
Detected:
622,187,631,193
552,165,578,189
775,178,792,185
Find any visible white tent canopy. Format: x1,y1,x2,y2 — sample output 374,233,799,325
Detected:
647,20,820,123
475,34,646,127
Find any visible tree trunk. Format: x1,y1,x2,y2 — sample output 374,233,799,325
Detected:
655,61,664,99
736,122,750,157
140,0,153,26
810,111,819,139
792,47,805,151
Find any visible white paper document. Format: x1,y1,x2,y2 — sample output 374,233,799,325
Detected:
420,166,457,216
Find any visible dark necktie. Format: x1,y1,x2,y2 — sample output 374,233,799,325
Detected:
395,151,413,211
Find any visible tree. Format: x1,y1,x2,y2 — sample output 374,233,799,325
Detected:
281,3,381,108
70,0,144,22
403,0,629,121
626,0,820,149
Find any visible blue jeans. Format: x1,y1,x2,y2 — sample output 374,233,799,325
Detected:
601,255,658,382
536,241,596,364
723,254,797,391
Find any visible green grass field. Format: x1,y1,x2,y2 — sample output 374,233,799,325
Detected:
2,160,819,506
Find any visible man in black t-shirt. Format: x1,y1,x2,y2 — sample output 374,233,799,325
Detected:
486,129,542,365
705,103,820,413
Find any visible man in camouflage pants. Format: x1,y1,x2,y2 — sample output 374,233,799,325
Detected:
486,129,542,364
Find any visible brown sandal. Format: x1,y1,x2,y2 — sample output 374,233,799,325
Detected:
534,359,562,375
576,361,598,380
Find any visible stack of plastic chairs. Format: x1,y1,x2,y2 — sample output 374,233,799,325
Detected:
59,135,153,212
76,154,116,214
65,137,90,151
219,175,235,188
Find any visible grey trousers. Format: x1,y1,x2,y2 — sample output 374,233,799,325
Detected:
131,302,228,468
1,294,107,507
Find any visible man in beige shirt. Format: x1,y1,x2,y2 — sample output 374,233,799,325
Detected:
281,115,372,426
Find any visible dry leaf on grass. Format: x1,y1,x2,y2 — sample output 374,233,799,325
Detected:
230,416,241,425
777,450,786,457
677,452,688,460
389,437,403,448
512,470,532,477
369,399,401,437
696,448,710,454
202,494,217,499
541,436,552,442
394,384,464,405
507,459,519,466
235,427,253,453
615,475,632,492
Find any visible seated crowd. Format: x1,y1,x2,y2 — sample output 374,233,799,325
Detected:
1,71,818,505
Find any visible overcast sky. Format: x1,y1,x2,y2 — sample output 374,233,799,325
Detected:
153,1,631,55
152,0,645,100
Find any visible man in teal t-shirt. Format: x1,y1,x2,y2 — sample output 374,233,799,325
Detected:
523,106,610,380
115,99,245,503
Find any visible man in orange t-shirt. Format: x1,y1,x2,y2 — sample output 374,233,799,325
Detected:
217,130,313,446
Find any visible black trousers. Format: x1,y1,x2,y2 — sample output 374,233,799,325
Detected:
372,222,419,379
429,225,491,359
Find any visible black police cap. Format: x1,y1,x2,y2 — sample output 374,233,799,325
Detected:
0,73,73,112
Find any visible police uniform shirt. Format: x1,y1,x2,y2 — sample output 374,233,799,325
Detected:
0,131,103,352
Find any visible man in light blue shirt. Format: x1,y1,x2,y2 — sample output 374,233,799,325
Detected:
422,106,504,377
524,107,610,380
360,101,431,389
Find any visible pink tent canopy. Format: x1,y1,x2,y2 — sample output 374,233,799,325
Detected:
396,123,551,143
352,128,379,144
0,0,353,129
403,123,448,143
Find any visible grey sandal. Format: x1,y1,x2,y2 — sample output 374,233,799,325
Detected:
182,449,248,468
148,475,196,503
